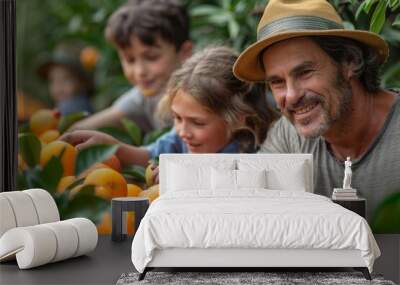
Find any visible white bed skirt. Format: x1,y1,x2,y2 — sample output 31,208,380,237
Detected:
148,248,366,268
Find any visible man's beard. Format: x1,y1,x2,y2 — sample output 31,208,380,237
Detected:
285,69,353,138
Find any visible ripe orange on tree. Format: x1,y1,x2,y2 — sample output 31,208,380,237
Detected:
84,168,127,200
127,184,142,197
40,140,77,176
103,155,121,172
29,109,60,136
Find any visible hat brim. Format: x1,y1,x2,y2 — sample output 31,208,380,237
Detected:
233,29,389,82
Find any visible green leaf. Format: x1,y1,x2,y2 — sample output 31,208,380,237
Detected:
142,127,171,145
74,144,119,176
228,19,240,38
363,0,376,14
54,190,70,213
122,165,145,182
210,13,232,25
25,166,46,189
381,62,400,87
191,5,220,17
222,0,232,10
371,192,400,233
356,2,367,19
58,111,89,134
39,156,64,194
97,126,133,145
388,0,399,8
17,172,29,190
18,122,31,133
61,185,109,223
370,0,388,33
393,15,400,27
65,177,85,192
18,133,42,167
121,118,142,146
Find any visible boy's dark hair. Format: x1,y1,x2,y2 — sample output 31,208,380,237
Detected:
105,0,189,50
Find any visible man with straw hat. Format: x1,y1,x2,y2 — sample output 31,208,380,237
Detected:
233,0,400,223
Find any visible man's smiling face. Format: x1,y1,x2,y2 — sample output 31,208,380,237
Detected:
262,37,353,138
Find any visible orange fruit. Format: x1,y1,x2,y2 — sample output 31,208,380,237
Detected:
94,185,112,200
29,109,59,136
103,155,121,172
40,141,77,176
80,46,100,71
139,184,159,203
39,129,60,144
57,176,76,193
145,163,155,187
84,168,127,199
78,162,109,179
127,184,143,197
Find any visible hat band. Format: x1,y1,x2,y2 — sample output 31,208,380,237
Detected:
257,15,344,40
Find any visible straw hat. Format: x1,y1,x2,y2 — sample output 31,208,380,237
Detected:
233,0,389,82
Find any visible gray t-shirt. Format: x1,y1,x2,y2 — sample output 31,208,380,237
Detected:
260,96,400,222
113,87,169,133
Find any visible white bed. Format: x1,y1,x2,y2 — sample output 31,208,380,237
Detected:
131,154,380,280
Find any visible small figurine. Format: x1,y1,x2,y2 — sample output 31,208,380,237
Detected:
343,157,352,189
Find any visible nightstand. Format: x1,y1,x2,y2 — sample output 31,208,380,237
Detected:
111,197,149,242
332,197,366,218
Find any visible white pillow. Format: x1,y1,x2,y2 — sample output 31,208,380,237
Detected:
238,159,308,191
166,162,211,192
266,162,307,191
236,169,267,189
211,168,236,190
211,169,267,191
166,159,236,193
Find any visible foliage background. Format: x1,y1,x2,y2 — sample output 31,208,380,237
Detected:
16,0,400,233
17,0,399,112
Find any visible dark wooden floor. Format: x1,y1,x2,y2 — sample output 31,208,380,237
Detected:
0,235,134,285
1,234,398,284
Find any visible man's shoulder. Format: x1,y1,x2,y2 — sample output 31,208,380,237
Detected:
270,116,298,136
260,116,322,154
260,116,299,153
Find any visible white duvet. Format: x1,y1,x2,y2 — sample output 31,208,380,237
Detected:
131,190,380,273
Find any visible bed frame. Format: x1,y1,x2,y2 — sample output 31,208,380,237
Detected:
139,248,371,280
138,154,372,281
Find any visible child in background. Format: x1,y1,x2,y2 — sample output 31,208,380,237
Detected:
37,42,95,116
69,0,192,133
61,46,278,167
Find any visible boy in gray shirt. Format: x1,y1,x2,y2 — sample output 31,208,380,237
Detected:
71,0,192,133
